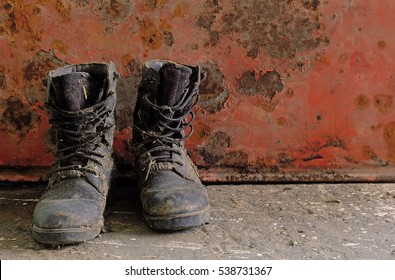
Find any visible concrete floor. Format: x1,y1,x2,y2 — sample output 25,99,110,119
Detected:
0,181,394,260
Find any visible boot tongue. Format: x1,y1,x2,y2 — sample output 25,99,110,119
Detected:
158,63,192,106
51,72,102,167
52,72,100,111
149,63,193,163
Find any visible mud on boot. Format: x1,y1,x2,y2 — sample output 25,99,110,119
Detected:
32,63,118,244
133,60,210,231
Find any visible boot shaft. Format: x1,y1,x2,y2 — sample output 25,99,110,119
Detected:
133,60,202,183
133,60,201,144
47,63,118,186
48,63,118,111
51,72,101,111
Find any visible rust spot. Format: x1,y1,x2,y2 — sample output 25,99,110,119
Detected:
247,47,259,59
209,31,220,46
197,13,216,30
17,5,44,47
355,94,371,110
383,122,395,163
212,131,231,147
298,137,348,163
156,19,174,48
8,11,16,34
158,18,171,31
377,40,386,49
196,0,223,47
24,50,67,105
0,67,6,89
139,17,163,50
312,52,331,70
44,128,56,153
106,0,123,17
0,75,5,89
373,94,393,114
109,0,134,21
145,0,168,9
259,96,281,113
256,156,281,173
285,88,294,98
277,117,286,126
142,0,156,11
303,154,324,162
56,0,72,21
163,30,174,47
221,0,327,58
173,3,188,17
3,3,12,10
321,137,348,150
199,61,229,113
362,145,378,160
277,152,296,166
198,131,251,169
72,0,88,7
199,131,231,165
155,0,168,7
222,151,249,168
238,70,284,99
121,54,133,68
302,0,320,10
295,61,305,72
50,39,68,54
0,97,39,139
1,3,17,34
32,5,41,15
74,0,134,26
198,127,210,139
196,0,221,30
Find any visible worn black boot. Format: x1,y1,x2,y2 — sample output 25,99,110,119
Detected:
32,63,118,244
133,60,210,231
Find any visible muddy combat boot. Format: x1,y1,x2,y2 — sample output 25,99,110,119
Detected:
133,60,210,231
32,63,118,244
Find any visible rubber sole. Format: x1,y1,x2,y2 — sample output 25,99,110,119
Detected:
144,206,210,231
31,224,102,245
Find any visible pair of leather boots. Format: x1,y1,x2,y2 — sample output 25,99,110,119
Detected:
31,60,210,245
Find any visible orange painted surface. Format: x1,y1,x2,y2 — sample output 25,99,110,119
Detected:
1,0,395,182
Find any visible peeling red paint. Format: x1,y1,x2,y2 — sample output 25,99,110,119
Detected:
1,0,395,182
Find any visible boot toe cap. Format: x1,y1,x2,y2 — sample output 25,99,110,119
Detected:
141,171,210,218
33,198,103,230
142,186,209,217
33,178,105,229
32,178,105,244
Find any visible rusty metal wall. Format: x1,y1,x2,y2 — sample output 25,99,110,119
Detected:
1,0,395,182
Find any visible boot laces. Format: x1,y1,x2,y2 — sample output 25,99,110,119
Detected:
48,98,114,177
134,87,199,175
